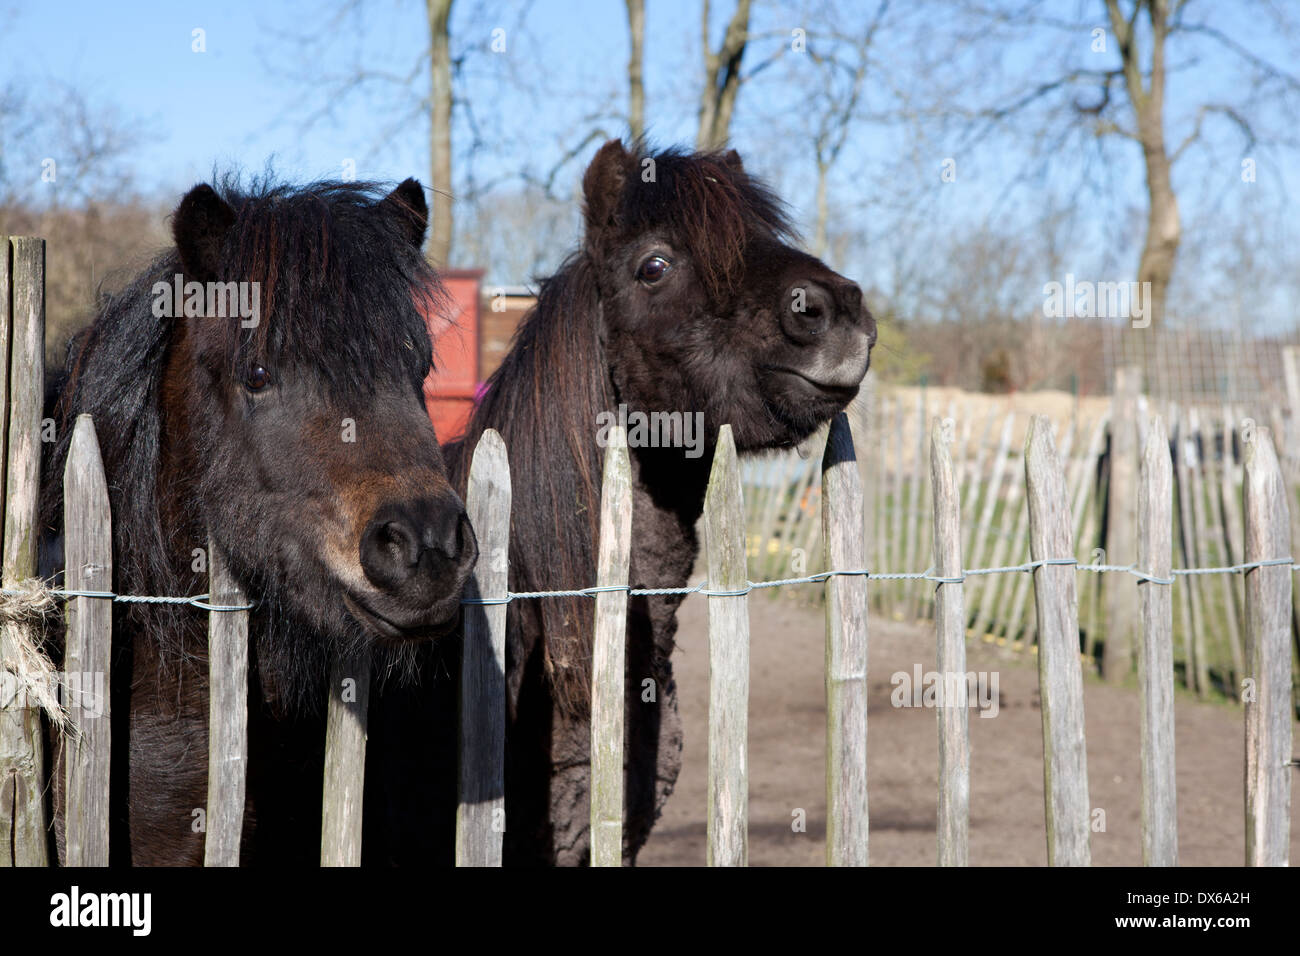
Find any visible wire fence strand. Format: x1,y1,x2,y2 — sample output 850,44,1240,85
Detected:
2,555,1294,613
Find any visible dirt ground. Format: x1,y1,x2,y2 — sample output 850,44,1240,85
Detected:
638,589,1299,866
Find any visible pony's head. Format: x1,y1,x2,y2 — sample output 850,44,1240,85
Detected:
451,142,874,716
580,140,875,451
159,178,476,649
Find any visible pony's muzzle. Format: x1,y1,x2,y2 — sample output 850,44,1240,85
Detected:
358,497,477,623
778,277,874,390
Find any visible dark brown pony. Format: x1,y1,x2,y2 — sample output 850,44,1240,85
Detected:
367,140,874,865
41,177,477,865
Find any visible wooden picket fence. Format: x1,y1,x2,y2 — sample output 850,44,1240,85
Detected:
1,237,1294,867
749,380,1300,700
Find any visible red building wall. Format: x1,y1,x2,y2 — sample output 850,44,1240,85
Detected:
421,268,482,443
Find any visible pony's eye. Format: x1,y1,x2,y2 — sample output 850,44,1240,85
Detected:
637,256,671,283
245,364,271,391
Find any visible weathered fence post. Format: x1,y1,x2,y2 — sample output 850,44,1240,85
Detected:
1136,416,1177,866
931,417,969,866
204,540,249,867
822,412,868,866
456,428,511,867
1025,415,1091,866
590,427,632,867
1242,425,1292,867
0,236,48,866
1104,366,1140,683
62,415,113,866
704,424,749,866
320,655,369,866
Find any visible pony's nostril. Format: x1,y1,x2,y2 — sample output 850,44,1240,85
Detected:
380,521,419,565
362,511,422,590
362,498,475,598
422,505,467,561
784,282,834,342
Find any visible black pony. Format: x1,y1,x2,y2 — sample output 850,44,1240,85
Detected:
42,177,477,865
367,141,874,865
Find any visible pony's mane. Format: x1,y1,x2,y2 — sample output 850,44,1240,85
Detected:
449,145,794,715
449,253,608,715
41,177,443,701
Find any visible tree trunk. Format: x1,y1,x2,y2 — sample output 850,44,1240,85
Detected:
427,0,454,267
626,0,645,140
696,0,751,150
1108,0,1179,327
1136,139,1179,327
813,158,829,259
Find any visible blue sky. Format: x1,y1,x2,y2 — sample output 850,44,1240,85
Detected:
5,0,669,190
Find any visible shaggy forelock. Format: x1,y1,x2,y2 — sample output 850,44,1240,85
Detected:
618,146,796,302
208,176,442,398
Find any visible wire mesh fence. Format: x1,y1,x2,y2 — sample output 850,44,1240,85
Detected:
1102,322,1300,413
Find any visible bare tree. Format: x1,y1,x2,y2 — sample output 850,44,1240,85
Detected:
802,1,891,258
261,0,512,268
932,0,1300,327
0,83,137,209
0,81,156,364
625,0,645,139
427,0,455,266
1105,0,1177,326
697,0,752,149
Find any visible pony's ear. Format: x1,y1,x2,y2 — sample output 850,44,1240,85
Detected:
378,178,429,249
582,139,632,234
173,184,236,282
721,149,745,173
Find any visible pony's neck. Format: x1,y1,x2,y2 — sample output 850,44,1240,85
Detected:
625,446,712,595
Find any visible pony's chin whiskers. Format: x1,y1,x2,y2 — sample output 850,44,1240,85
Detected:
371,639,422,689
